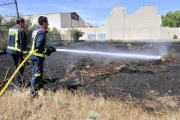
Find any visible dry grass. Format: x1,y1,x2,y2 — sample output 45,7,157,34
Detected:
0,89,180,120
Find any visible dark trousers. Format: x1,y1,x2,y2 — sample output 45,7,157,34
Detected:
12,54,24,85
31,59,44,96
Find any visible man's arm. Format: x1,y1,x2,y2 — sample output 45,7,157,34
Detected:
36,32,46,53
19,30,27,54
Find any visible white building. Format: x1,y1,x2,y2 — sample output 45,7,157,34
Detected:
4,12,85,30
106,6,162,40
72,6,179,40
4,6,180,40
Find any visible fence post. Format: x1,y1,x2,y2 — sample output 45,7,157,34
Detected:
168,32,169,39
111,27,112,39
150,26,152,40
95,28,96,40
51,34,53,44
129,27,130,40
173,25,175,39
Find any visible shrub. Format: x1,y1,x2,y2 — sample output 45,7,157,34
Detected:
127,43,133,50
24,19,38,44
48,27,60,34
0,16,15,50
69,28,83,42
87,110,99,120
173,34,178,39
0,16,38,50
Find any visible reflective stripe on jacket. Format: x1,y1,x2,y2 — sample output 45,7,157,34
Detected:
29,26,48,60
6,25,27,54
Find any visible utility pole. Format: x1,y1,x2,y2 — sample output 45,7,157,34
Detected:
14,0,19,18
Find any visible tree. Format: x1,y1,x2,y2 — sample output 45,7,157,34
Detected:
0,16,38,50
48,27,60,33
0,15,3,25
0,15,7,51
69,28,83,42
24,19,38,44
51,27,59,33
161,11,180,27
0,16,15,50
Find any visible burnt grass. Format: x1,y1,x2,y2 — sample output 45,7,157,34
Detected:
1,41,180,111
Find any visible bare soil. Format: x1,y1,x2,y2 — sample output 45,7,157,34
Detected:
1,41,180,111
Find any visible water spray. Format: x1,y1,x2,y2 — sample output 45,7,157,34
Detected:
56,49,161,60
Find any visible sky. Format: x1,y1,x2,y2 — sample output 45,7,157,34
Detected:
0,0,179,26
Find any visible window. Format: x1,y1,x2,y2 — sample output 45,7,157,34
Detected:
71,13,79,21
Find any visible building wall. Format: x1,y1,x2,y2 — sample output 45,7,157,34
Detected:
60,13,85,28
57,6,180,40
105,6,162,40
80,27,106,40
22,13,61,31
4,6,180,40
160,27,180,39
59,27,106,40
4,12,85,30
60,13,71,28
72,19,79,28
79,17,85,28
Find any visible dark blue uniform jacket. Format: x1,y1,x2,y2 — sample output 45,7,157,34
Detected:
6,25,27,54
30,26,48,61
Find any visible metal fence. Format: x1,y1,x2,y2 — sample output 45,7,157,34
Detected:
46,33,61,46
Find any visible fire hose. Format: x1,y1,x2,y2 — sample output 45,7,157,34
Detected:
0,46,56,97
0,63,33,88
0,49,38,97
16,40,29,65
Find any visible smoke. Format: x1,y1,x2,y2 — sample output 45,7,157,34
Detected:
56,42,172,61
151,42,173,56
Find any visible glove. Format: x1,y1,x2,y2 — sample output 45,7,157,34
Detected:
49,46,56,52
24,53,28,58
46,46,56,56
21,52,29,65
21,52,28,59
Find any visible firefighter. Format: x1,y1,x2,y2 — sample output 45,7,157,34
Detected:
6,18,27,87
29,16,56,98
